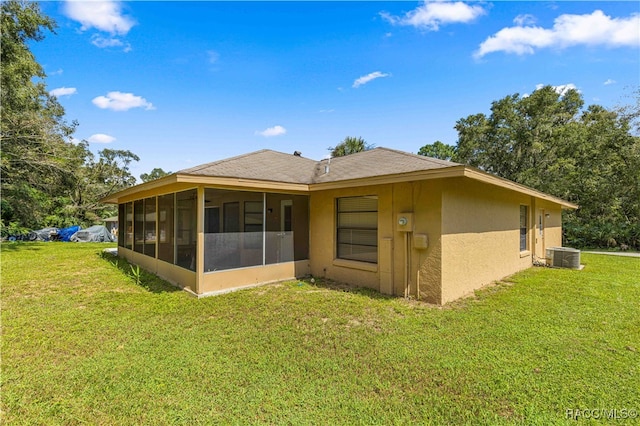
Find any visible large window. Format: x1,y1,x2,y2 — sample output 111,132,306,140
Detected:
520,205,528,252
336,196,378,263
244,200,263,249
244,201,263,232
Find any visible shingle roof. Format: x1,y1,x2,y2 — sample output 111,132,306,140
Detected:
312,147,459,183
178,149,318,184
177,147,459,184
103,147,576,208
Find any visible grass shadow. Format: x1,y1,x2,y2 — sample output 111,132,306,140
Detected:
300,276,396,301
1,241,44,252
97,251,181,294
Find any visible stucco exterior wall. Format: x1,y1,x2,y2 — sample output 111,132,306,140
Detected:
200,260,310,294
391,181,443,304
309,184,388,290
115,172,568,304
440,177,534,304
308,181,443,304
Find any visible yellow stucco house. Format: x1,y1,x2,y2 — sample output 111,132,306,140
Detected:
103,148,577,305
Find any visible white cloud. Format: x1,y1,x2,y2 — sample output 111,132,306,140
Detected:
63,0,136,35
353,71,390,88
475,10,640,58
256,125,287,137
90,34,131,51
88,133,116,144
381,0,486,31
49,68,64,76
91,35,122,48
535,83,581,96
50,87,77,97
604,79,616,85
513,14,537,26
92,91,155,111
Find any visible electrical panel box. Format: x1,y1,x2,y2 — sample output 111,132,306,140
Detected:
396,213,413,232
414,233,428,249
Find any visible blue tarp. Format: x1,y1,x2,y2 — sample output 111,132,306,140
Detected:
58,225,81,242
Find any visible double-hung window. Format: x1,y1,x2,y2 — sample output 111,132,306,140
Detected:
519,205,528,252
336,196,378,263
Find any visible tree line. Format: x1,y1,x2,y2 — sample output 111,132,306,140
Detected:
2,1,638,249
0,1,168,237
418,87,640,250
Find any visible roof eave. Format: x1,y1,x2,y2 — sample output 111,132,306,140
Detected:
101,173,311,204
176,174,310,193
100,174,180,204
309,165,467,190
101,163,577,210
462,167,578,209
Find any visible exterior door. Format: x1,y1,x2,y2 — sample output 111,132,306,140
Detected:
535,209,545,259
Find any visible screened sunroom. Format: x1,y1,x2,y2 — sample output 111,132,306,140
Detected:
117,187,309,296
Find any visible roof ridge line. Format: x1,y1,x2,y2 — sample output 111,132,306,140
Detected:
178,149,273,174
376,146,460,166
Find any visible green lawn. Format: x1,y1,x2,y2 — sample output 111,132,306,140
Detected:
2,243,639,425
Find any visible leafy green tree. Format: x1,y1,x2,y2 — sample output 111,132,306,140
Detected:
68,147,140,225
453,85,640,249
140,167,171,182
0,1,140,233
328,136,373,157
615,87,640,135
1,0,79,229
455,86,583,192
417,141,456,161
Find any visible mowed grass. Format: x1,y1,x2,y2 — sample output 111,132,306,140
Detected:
1,243,638,425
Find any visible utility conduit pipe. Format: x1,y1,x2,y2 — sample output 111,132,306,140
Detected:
403,232,408,298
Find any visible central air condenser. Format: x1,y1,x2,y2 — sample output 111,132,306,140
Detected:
545,247,581,269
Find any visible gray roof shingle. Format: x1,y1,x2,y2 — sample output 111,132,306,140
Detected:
312,147,458,183
178,149,318,184
177,147,459,184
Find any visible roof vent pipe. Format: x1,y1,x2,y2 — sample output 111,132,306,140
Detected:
325,157,331,174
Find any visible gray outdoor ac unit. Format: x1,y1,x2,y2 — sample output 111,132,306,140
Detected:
545,247,581,269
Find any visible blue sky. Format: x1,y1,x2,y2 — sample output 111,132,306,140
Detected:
33,1,639,181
